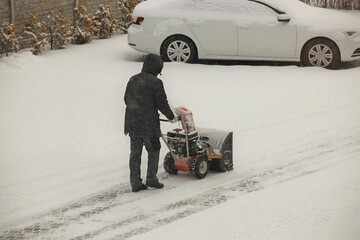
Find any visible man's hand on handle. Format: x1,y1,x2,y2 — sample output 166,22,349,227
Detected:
170,116,178,123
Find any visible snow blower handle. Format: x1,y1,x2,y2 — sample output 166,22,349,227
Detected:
160,116,181,122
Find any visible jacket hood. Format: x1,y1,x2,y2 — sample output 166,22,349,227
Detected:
142,54,164,76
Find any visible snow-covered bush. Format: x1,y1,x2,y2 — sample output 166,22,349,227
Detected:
118,0,142,33
73,3,96,44
22,13,49,55
0,22,22,57
47,10,73,49
93,4,118,39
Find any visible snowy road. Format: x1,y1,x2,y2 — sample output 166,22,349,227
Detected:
1,34,360,239
1,103,360,240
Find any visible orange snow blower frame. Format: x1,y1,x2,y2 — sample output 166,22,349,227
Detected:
161,106,233,179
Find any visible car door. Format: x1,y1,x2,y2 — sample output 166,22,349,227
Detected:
236,1,297,58
186,0,239,56
188,18,238,56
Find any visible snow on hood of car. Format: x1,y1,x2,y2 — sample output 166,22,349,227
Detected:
133,0,360,35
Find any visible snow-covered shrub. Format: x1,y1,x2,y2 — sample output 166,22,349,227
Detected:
22,13,49,55
73,3,96,44
118,0,142,33
93,4,118,39
47,10,73,49
0,22,22,57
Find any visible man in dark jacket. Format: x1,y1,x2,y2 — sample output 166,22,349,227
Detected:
124,54,176,192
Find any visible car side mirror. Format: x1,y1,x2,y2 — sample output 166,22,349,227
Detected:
278,14,291,22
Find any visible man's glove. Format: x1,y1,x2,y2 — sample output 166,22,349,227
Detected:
170,116,178,123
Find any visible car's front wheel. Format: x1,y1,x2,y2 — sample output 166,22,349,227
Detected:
161,36,197,63
301,38,340,69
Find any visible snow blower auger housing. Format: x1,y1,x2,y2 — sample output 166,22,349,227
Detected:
161,106,233,179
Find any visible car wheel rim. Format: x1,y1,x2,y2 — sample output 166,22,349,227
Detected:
199,160,208,175
167,40,191,62
308,44,333,67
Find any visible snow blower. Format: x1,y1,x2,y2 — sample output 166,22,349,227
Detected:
161,106,233,179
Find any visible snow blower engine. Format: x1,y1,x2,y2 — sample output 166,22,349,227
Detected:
161,106,233,179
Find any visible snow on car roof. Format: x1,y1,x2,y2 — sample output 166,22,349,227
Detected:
134,0,265,16
133,0,310,15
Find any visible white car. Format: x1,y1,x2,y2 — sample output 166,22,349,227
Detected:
128,0,360,68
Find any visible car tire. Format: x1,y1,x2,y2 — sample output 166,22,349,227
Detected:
301,38,340,69
161,36,197,63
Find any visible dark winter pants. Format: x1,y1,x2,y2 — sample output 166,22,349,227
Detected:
129,136,161,189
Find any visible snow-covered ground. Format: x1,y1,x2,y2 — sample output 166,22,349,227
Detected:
1,31,360,239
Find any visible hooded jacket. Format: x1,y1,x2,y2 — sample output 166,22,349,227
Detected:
124,54,175,137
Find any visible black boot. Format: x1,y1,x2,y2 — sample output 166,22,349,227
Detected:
146,181,164,189
132,184,148,192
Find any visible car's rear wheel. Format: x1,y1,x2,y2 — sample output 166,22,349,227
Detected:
301,38,340,69
161,36,197,63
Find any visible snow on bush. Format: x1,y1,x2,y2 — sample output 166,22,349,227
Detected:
73,3,96,45
93,4,118,39
47,10,73,49
0,22,21,57
118,0,142,33
22,13,49,55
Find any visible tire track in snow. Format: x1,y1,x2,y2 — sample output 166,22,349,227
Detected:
0,124,360,240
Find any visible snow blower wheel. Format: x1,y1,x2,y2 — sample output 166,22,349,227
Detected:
191,155,209,179
163,152,178,175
